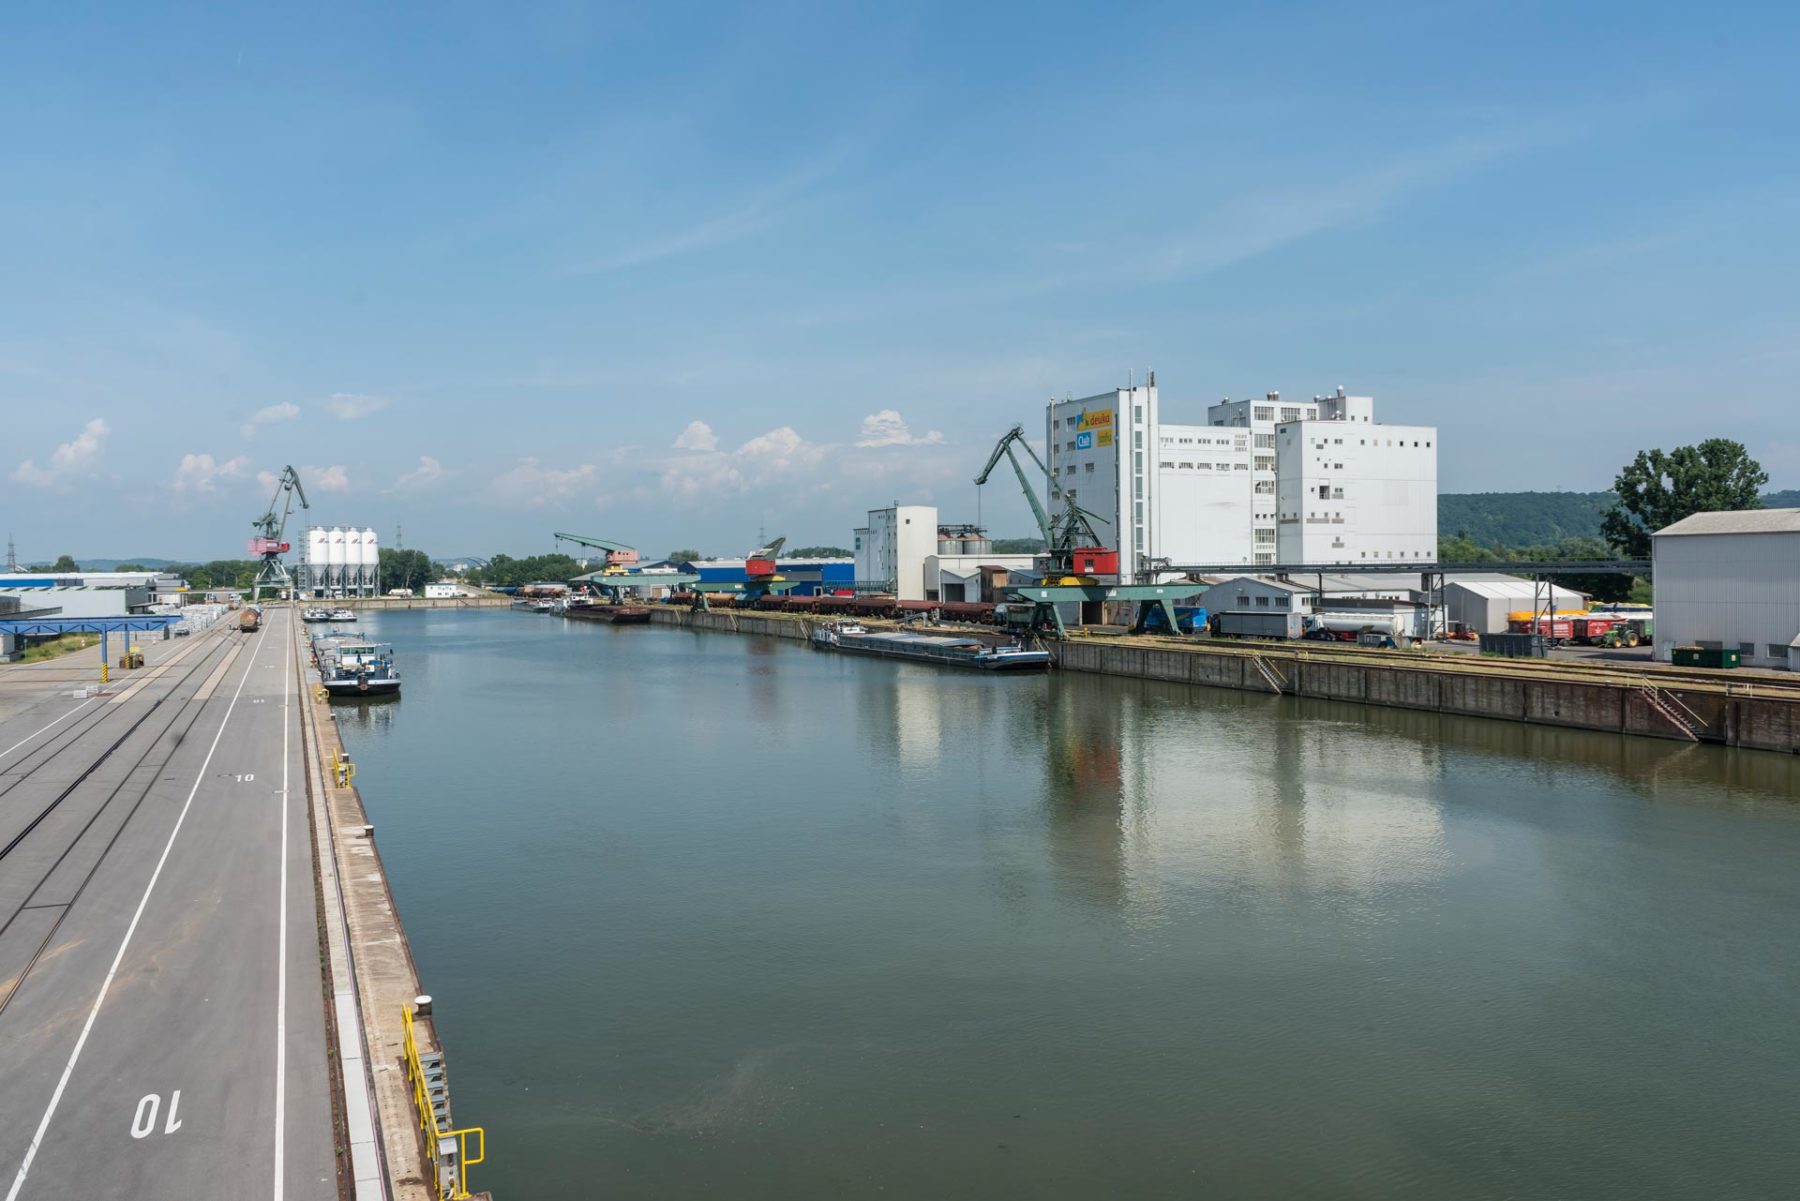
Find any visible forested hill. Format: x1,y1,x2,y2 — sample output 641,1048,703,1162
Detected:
1440,489,1800,547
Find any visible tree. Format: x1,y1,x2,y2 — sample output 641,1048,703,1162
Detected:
377,547,436,592
990,538,1044,555
113,562,148,572
786,546,852,558
51,554,78,572
1600,439,1768,558
667,548,702,563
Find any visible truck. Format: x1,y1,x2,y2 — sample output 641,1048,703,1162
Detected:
1302,612,1405,643
1214,610,1304,640
238,606,262,633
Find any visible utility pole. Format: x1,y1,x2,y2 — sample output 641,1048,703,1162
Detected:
396,523,404,550
4,533,16,573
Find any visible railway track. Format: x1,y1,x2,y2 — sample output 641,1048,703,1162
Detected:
0,618,262,1015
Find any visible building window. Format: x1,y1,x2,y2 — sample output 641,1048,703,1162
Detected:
1318,485,1330,499
1255,433,1275,448
1085,462,1095,473
1255,595,1269,607
1253,406,1273,421
1771,644,1790,658
1281,407,1300,421
1740,643,1756,658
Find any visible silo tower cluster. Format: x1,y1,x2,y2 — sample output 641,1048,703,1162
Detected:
299,525,381,597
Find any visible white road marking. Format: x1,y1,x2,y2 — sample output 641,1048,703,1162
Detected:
128,1092,182,1139
273,617,290,1201
4,613,267,1201
0,699,97,763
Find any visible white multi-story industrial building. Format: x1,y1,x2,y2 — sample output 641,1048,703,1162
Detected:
1043,378,1438,577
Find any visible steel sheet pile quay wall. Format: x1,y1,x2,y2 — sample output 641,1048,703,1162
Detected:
644,606,1800,753
0,608,340,1200
1054,637,1800,753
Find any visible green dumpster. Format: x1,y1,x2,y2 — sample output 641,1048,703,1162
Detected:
1672,646,1739,669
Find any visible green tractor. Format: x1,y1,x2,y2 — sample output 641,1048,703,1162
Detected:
1597,618,1652,649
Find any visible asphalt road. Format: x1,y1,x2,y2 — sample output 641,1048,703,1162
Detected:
0,608,336,1200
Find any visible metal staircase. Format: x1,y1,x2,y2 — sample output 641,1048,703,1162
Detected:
1251,655,1287,694
1636,680,1704,741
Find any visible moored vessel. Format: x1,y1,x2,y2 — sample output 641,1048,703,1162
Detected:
810,620,1050,671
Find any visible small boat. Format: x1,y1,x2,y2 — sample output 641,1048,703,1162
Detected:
328,608,357,622
320,641,401,697
810,620,1051,671
301,607,333,623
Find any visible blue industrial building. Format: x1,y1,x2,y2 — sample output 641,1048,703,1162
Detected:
675,558,855,597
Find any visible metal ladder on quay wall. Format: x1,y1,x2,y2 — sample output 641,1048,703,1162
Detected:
1635,678,1705,742
1250,654,1287,695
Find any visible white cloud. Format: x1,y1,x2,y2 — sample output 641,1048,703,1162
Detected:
392,455,445,491
672,420,719,452
657,425,825,501
172,452,250,493
323,393,391,421
487,458,597,508
300,464,352,492
13,418,110,489
240,401,300,440
855,409,945,448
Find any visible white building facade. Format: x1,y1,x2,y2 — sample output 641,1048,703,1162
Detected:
1044,379,1437,578
854,505,940,600
1047,383,1158,579
1651,509,1800,669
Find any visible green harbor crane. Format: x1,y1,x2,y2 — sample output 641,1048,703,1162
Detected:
249,465,308,602
974,424,1107,584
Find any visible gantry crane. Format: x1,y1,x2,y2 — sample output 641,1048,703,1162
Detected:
249,465,308,602
553,532,698,600
974,425,1108,584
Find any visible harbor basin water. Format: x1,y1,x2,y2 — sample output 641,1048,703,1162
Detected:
333,609,1800,1200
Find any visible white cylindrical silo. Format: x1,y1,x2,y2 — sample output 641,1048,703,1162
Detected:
361,528,380,594
305,526,328,594
327,526,347,592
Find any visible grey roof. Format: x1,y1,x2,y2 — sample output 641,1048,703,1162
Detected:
1204,575,1316,593
1655,508,1800,537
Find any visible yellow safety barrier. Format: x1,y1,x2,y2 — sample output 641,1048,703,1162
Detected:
332,750,357,788
402,1004,486,1199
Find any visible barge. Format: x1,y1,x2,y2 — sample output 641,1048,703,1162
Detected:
810,621,1050,671
565,603,652,624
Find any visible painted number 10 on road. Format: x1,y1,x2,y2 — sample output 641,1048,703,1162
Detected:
131,1091,182,1139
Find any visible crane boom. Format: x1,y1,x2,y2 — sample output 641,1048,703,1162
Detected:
554,532,640,569
974,425,1056,548
554,532,636,554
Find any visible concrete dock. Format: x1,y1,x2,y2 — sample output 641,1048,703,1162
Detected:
0,608,338,1198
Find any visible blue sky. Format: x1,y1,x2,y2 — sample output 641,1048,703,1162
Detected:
5,1,1798,562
